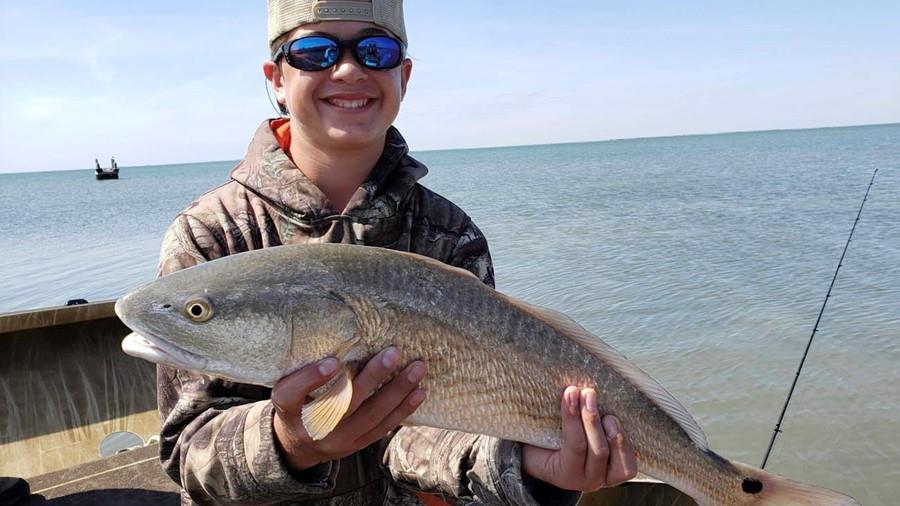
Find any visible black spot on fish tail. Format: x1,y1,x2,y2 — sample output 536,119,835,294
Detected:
742,478,763,494
703,449,764,495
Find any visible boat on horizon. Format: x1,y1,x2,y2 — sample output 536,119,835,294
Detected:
95,157,119,180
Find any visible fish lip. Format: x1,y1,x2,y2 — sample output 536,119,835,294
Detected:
122,331,209,370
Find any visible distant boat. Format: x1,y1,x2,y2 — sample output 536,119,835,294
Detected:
95,157,119,180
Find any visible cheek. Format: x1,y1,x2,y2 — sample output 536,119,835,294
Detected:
213,317,291,366
283,75,318,106
377,75,405,109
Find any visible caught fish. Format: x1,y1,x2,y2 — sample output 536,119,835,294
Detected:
116,243,858,505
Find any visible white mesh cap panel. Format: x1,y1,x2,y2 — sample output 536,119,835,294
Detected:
371,0,406,45
268,0,407,48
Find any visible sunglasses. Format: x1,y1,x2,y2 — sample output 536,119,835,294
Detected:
274,34,406,72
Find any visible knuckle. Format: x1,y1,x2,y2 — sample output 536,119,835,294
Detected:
362,406,384,427
357,370,386,390
359,366,390,386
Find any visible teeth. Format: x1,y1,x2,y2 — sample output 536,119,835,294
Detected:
328,98,370,109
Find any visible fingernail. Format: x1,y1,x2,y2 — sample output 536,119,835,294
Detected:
318,358,339,376
409,389,426,406
582,389,598,413
603,416,621,438
407,363,426,382
382,347,400,368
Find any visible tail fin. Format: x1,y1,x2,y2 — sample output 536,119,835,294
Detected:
730,461,859,505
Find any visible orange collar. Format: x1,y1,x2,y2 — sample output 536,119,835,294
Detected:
270,118,292,155
414,492,452,506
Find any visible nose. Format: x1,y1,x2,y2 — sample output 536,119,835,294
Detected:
330,51,367,83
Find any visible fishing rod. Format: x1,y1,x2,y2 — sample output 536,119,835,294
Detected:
760,168,879,469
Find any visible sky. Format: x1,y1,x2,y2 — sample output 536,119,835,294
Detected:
0,1,898,174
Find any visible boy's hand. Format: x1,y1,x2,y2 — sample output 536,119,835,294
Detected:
522,386,637,491
271,347,427,472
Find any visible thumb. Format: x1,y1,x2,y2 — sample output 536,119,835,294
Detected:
272,358,340,419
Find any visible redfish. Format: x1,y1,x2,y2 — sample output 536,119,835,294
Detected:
116,244,858,505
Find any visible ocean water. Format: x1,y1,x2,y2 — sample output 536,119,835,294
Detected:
1,123,898,503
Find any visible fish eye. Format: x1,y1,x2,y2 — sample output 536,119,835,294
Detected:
184,298,214,322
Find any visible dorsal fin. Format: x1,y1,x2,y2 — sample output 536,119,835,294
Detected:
503,294,709,450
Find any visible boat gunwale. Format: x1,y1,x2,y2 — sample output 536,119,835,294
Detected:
0,299,117,334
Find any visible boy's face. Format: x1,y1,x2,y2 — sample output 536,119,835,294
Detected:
265,21,412,152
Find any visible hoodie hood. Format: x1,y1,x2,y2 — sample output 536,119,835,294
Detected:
230,120,428,226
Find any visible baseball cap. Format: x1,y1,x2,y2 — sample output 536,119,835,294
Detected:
268,0,407,49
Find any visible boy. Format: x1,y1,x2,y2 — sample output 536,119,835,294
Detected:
155,1,636,504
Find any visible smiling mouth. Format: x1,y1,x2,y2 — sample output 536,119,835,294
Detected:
324,98,374,110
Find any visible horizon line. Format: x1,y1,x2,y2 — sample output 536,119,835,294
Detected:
2,120,897,176
415,120,900,154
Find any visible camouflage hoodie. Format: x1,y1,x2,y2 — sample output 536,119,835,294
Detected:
155,120,580,506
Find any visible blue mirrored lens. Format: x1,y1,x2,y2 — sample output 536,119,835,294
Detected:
356,36,402,69
288,37,340,70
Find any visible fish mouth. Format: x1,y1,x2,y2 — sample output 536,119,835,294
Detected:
116,292,208,370
121,331,208,371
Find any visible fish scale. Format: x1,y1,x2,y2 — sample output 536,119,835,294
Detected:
116,243,859,505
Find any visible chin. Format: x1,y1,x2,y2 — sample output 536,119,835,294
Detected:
324,127,384,148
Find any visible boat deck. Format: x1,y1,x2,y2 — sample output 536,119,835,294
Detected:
20,444,695,505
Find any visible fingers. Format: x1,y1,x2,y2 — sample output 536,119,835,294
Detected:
347,347,403,413
271,359,342,470
603,415,638,486
354,386,427,448
272,349,427,468
559,386,588,477
341,360,427,444
567,387,636,490
272,358,340,419
580,388,610,486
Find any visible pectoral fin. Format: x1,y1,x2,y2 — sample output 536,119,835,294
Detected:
301,366,354,440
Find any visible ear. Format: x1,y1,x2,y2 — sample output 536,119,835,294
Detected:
263,60,286,108
399,58,413,101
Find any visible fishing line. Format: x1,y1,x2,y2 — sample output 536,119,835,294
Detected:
760,168,879,469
